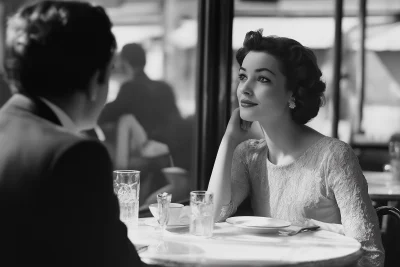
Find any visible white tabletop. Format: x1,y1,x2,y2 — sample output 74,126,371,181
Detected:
364,171,400,201
129,218,362,267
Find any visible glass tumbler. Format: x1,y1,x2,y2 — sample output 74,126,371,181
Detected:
189,191,214,237
113,170,140,228
389,141,400,181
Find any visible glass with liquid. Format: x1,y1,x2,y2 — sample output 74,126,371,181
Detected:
189,191,214,237
113,170,140,228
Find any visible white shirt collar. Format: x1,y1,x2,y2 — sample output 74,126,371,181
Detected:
39,97,79,134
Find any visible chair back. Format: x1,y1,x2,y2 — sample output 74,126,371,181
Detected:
376,206,400,223
375,206,400,267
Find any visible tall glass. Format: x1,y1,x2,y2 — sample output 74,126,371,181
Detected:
189,191,214,237
389,141,400,181
113,170,140,228
157,192,171,236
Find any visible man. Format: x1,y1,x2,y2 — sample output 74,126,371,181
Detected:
99,42,193,173
0,1,153,266
99,43,181,141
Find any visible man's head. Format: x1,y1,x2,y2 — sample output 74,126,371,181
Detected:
120,43,146,70
4,0,116,129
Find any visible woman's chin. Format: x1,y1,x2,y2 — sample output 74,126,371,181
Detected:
239,110,255,122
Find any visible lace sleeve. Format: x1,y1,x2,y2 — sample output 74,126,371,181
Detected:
326,142,384,267
218,141,251,222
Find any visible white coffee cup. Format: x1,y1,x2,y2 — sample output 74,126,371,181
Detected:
149,203,185,225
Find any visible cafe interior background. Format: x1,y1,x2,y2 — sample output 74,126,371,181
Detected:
0,0,400,258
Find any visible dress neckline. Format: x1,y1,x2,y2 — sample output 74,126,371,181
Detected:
266,136,329,169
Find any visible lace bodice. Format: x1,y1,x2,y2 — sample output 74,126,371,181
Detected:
220,136,384,267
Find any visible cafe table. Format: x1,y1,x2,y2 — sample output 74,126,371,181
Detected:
128,218,362,267
364,171,400,202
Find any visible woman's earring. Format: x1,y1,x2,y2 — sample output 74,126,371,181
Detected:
288,97,296,109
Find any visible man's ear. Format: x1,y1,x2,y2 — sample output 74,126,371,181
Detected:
97,58,115,85
97,68,107,84
87,70,100,102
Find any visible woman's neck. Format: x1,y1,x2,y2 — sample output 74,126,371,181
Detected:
259,117,307,165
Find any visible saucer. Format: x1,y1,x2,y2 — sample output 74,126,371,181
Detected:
226,216,291,234
144,217,189,228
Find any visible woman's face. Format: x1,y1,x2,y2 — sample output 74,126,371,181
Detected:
237,51,292,123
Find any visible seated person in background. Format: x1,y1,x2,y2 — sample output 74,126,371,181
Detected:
0,1,157,266
113,114,189,207
208,29,384,267
99,43,192,204
99,42,193,173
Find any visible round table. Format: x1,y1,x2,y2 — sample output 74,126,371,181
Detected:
129,218,362,267
364,171,400,201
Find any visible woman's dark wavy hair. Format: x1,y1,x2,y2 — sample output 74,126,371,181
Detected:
4,0,116,98
236,29,326,124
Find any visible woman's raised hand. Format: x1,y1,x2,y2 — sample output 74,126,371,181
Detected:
224,108,263,146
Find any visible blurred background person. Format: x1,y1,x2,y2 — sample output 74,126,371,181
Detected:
100,43,180,142
99,42,192,205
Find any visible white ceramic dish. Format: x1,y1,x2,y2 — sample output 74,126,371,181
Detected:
226,216,291,234
149,203,187,226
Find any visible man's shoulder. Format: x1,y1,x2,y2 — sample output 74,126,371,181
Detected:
51,137,111,168
0,105,106,162
3,107,81,145
152,79,171,87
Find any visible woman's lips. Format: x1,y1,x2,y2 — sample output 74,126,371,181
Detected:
240,100,258,108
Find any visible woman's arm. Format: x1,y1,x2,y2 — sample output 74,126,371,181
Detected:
208,136,241,220
208,109,261,221
327,142,384,267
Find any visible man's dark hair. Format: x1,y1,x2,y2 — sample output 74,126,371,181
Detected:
4,0,117,98
236,29,326,125
120,43,146,69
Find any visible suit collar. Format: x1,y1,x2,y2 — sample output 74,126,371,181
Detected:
1,94,62,127
39,97,79,134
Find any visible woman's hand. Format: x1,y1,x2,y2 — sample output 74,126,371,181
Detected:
224,108,263,146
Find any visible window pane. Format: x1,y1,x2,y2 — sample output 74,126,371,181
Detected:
102,0,198,208
232,0,399,146
0,0,199,208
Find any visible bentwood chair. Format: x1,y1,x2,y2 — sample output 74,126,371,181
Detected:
376,206,400,267
376,206,400,223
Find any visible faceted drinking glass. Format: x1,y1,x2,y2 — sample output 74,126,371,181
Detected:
113,170,140,228
189,191,214,237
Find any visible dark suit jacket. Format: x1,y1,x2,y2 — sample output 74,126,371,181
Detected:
0,94,143,266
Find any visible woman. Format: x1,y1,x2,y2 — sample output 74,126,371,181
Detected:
208,29,384,267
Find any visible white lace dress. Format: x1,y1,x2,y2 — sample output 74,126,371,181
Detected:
219,136,384,267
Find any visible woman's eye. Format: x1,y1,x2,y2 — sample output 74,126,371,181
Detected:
238,74,247,81
258,76,270,83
